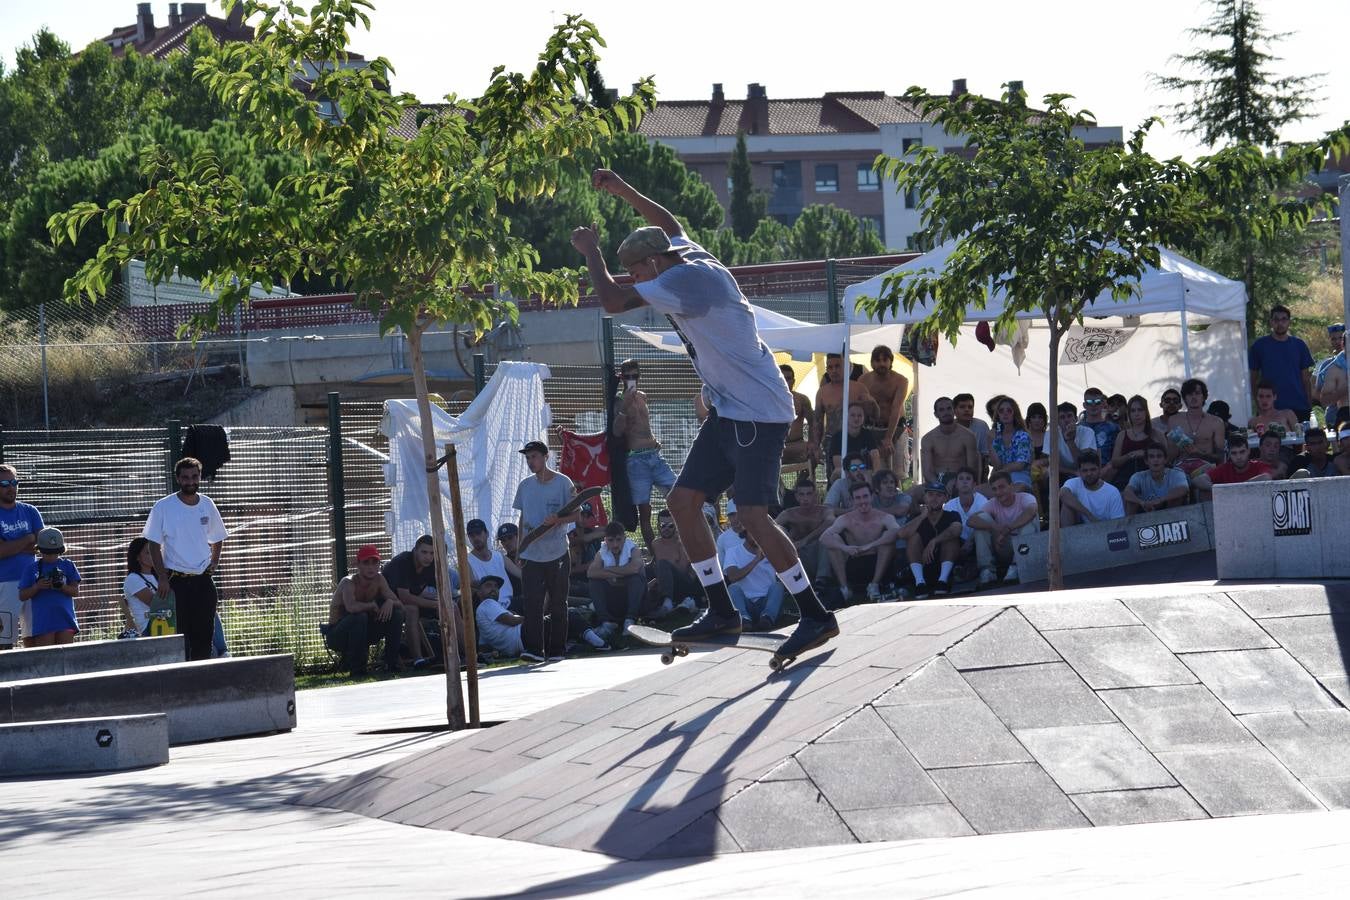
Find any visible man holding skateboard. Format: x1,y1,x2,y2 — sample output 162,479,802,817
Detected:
571,169,838,661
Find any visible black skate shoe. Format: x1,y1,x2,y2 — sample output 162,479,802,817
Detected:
671,608,743,642
773,614,840,665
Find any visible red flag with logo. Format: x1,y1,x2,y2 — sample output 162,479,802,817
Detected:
560,429,610,489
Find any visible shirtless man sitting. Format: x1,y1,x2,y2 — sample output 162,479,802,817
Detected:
815,353,878,474
1166,377,1226,481
613,359,676,548
651,508,702,615
917,396,980,504
775,477,835,584
1247,381,1301,436
859,345,908,472
325,545,405,676
820,481,900,603
779,364,816,468
896,482,964,598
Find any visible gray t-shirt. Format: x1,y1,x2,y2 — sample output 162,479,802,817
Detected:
513,472,575,563
634,236,794,424
1127,467,1188,502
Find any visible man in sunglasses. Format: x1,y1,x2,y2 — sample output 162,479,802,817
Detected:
0,465,44,650
1153,389,1182,434
825,452,874,513
1079,388,1121,478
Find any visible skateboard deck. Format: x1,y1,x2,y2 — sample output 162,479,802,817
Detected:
627,624,797,671
517,486,605,554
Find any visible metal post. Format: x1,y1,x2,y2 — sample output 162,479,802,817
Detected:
0,424,5,464
473,353,486,395
327,392,348,578
601,316,617,433
1339,176,1350,423
39,303,50,430
167,419,182,493
826,258,840,324
236,305,247,387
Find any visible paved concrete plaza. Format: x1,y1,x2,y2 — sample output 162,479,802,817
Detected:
3,579,1349,897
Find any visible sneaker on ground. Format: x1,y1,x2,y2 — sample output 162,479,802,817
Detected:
671,608,742,641
591,641,612,652
839,585,853,602
978,568,997,587
912,581,932,600
755,615,776,633
776,614,840,659
519,650,545,663
547,655,565,663
658,598,675,617
866,582,882,602
583,628,608,649
623,618,637,634
1003,565,1020,584
679,596,698,612
934,580,952,596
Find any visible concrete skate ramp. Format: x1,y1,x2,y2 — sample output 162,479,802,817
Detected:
305,586,1350,858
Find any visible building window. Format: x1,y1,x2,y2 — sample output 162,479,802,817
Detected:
726,175,734,193
856,164,880,192
771,163,790,188
861,215,884,240
814,164,839,193
902,137,921,154
904,187,919,209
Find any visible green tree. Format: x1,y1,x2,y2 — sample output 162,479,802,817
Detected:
869,87,1206,590
728,131,765,240
49,0,651,727
787,204,885,260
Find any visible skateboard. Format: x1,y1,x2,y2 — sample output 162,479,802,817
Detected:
517,486,605,554
146,590,178,636
627,624,798,671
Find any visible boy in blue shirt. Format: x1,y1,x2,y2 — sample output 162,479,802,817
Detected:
18,527,80,646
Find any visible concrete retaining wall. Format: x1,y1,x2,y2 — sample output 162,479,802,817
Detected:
1214,476,1350,579
0,636,185,683
0,714,168,777
0,654,296,745
1018,503,1215,584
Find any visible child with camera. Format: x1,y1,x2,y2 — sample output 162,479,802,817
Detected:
17,527,81,647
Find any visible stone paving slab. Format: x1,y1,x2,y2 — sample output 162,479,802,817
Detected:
1098,684,1256,752
1226,585,1350,619
715,778,856,852
1156,745,1325,817
1179,648,1338,714
798,737,944,811
838,802,976,841
1070,787,1209,827
1124,593,1278,652
1043,625,1197,689
1014,723,1175,794
928,763,1090,834
1239,710,1350,780
1258,615,1350,676
1018,598,1141,631
945,609,1060,670
877,698,1032,769
964,662,1115,730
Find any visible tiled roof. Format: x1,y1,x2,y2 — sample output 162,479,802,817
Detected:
638,91,927,138
98,13,362,61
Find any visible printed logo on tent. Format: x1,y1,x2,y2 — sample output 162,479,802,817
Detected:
1106,530,1130,552
1059,325,1138,365
1136,521,1191,550
1272,489,1312,537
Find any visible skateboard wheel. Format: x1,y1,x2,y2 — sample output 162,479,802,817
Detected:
674,645,689,657
769,657,784,671
660,653,673,665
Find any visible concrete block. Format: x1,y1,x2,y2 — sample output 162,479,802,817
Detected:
0,654,295,744
1213,476,1350,579
0,714,168,777
1018,503,1214,583
0,636,186,683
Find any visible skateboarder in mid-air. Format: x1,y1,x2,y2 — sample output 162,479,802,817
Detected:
571,169,839,662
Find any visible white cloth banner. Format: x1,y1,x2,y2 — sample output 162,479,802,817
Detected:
381,361,551,559
1059,325,1139,365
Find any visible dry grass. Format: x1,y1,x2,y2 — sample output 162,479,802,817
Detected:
1291,272,1346,358
0,316,146,427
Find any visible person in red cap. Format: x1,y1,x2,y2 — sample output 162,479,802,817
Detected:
324,544,405,676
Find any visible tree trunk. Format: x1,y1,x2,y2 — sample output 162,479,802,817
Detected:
444,445,480,727
1046,323,1064,591
408,323,466,729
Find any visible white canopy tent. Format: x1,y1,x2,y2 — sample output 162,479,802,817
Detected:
841,242,1252,447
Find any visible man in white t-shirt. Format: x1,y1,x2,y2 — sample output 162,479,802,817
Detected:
143,457,228,660
572,167,835,663
1058,451,1125,526
1122,444,1191,514
586,522,648,636
465,518,520,609
715,498,743,562
941,468,990,584
969,471,1040,584
474,575,525,659
723,530,785,631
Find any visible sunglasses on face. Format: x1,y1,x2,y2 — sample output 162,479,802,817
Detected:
848,463,866,472
0,479,17,487
1084,398,1104,406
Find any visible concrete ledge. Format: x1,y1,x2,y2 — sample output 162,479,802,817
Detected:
1214,476,1350,579
1018,503,1215,584
0,654,296,745
0,713,168,777
0,636,186,683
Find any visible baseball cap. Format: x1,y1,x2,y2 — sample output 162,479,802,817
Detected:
478,574,505,589
518,440,548,456
617,226,676,269
356,544,381,563
496,522,519,539
923,481,948,495
1329,323,1345,334
36,527,64,553
466,518,488,535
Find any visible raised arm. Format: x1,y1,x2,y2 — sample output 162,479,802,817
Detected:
571,226,646,315
592,169,684,237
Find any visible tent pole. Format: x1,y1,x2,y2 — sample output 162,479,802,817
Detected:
1180,297,1193,379
840,335,852,463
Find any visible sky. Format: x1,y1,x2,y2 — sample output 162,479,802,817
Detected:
2,0,1345,161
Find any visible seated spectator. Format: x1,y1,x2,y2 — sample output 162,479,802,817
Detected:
18,527,80,647
1111,395,1170,487
1256,430,1290,480
825,452,874,512
723,528,786,631
496,522,521,567
1024,403,1049,464
1059,451,1125,526
775,477,835,584
1154,388,1182,434
383,534,454,667
1122,443,1191,514
942,468,989,583
1290,427,1338,479
567,503,605,592
969,471,1039,585
715,498,743,560
988,397,1034,490
120,537,157,638
475,575,610,660
1079,388,1121,474
1194,432,1273,492
651,508,702,615
1036,401,1096,480
467,519,521,607
587,522,648,636
1206,400,1244,442
325,545,404,676
821,481,901,603
1107,393,1128,425
871,469,913,520
1247,381,1300,436
1167,378,1226,479
896,482,963,598
952,393,992,470
829,402,881,477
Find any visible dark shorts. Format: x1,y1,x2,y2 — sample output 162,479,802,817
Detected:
845,553,880,586
675,409,790,507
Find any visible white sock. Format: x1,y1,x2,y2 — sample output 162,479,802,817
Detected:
939,561,954,582
910,563,926,584
692,556,725,586
584,628,605,648
775,561,810,594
